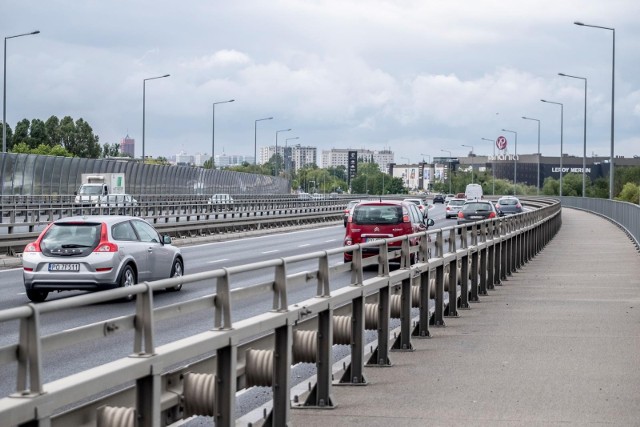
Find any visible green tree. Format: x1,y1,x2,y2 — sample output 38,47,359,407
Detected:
0,122,14,150
13,119,30,147
45,116,61,147
101,143,121,158
616,182,639,204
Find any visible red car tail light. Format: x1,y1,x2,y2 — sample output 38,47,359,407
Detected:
457,211,464,218
516,203,522,209
24,242,41,253
93,223,118,253
488,212,496,219
496,204,501,209
446,206,451,211
403,214,410,223
24,222,53,253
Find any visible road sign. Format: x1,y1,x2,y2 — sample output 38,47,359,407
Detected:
496,136,507,151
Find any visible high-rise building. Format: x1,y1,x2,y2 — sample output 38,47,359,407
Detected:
260,145,317,172
120,135,135,158
321,148,394,173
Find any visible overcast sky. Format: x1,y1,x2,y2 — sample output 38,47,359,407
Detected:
3,0,639,163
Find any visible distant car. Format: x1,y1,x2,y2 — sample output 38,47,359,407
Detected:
344,200,434,263
496,196,523,216
445,198,466,219
456,200,498,229
311,193,325,200
444,194,455,203
403,198,428,217
208,194,234,204
432,194,445,204
22,215,184,302
343,200,360,226
298,192,312,200
456,192,466,199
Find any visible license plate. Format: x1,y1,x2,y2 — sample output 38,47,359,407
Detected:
469,215,483,219
48,263,80,272
366,237,385,242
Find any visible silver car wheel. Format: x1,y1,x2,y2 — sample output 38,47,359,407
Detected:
119,265,136,301
167,259,183,292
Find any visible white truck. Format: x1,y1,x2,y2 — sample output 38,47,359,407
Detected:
465,183,483,201
74,173,126,205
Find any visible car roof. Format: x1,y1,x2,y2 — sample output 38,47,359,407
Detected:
53,215,140,225
448,198,466,202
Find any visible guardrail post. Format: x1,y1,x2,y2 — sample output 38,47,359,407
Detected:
479,239,488,296
367,284,391,365
446,228,458,318
391,275,414,351
433,261,445,327
133,282,155,355
15,304,44,398
215,343,237,427
412,266,431,337
136,371,161,427
459,251,470,309
337,294,367,385
469,248,479,302
269,322,292,426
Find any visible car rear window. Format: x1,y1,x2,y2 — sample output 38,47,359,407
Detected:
41,223,101,256
499,199,519,206
448,200,466,206
353,205,403,225
462,202,493,212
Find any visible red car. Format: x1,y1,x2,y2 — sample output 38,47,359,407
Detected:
344,200,434,263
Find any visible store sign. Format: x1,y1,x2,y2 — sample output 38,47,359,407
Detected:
488,154,520,161
552,167,591,173
347,151,358,184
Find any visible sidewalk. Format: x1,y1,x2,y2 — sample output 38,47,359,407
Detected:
289,208,640,426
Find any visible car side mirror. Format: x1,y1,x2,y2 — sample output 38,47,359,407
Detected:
426,218,435,228
162,235,172,245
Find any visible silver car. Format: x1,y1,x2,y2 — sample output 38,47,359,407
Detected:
22,215,184,302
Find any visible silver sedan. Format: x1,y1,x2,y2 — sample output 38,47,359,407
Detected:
22,215,184,302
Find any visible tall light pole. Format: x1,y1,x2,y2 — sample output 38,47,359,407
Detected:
559,73,588,197
541,99,564,196
522,117,541,195
481,138,495,196
461,144,474,183
574,21,615,199
274,128,291,176
3,30,40,153
285,136,299,177
501,129,518,195
440,149,452,194
420,153,431,163
142,74,170,162
212,99,234,169
254,117,272,165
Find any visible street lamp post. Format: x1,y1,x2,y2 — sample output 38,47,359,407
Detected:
284,136,299,177
501,129,518,195
522,117,541,195
541,99,564,196
440,149,452,194
274,128,291,176
461,144,474,183
559,73,588,197
254,117,273,165
142,74,170,162
3,30,40,153
574,21,615,199
212,99,235,169
481,138,495,196
420,153,431,164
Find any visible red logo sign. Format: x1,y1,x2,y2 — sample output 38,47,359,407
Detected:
496,136,507,151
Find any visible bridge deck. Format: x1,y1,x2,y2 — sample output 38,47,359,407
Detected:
289,207,640,426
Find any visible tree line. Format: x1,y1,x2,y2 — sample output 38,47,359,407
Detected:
1,116,123,159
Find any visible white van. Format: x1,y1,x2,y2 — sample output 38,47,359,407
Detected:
465,184,483,201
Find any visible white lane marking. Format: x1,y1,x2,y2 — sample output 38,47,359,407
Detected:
324,239,337,243
298,244,311,247
262,250,279,254
186,225,343,249
206,259,229,264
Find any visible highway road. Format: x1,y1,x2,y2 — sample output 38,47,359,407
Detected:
0,203,460,420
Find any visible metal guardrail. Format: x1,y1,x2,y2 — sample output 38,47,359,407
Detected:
559,196,640,250
0,197,352,255
0,198,561,426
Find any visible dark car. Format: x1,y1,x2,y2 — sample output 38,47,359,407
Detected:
456,200,498,229
496,196,523,216
432,194,445,204
344,200,434,263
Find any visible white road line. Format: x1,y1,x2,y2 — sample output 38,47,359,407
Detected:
206,259,229,264
298,244,311,247
262,250,279,254
324,239,337,243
